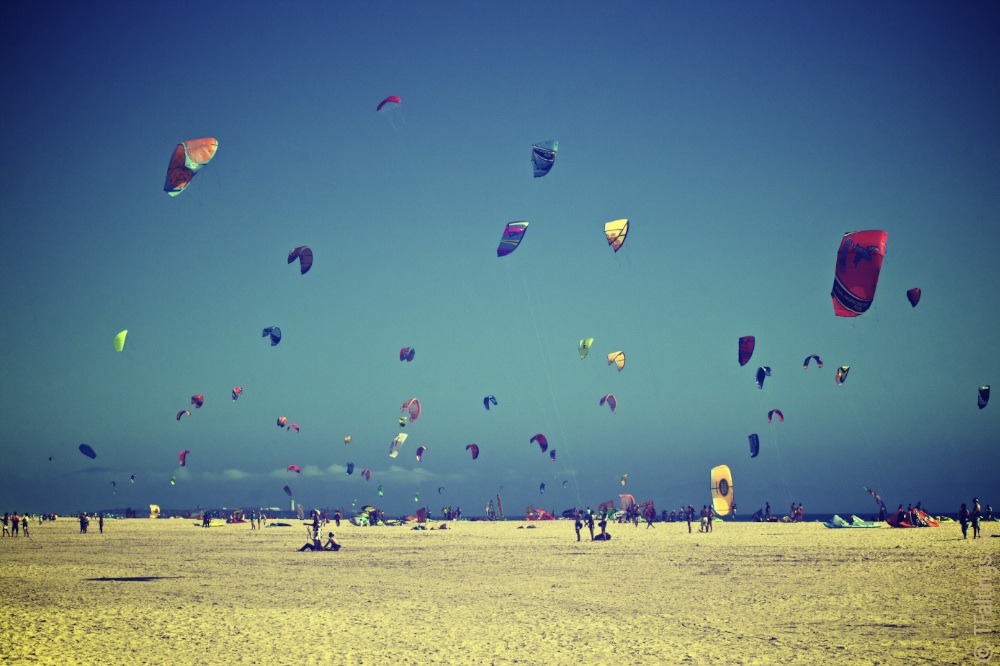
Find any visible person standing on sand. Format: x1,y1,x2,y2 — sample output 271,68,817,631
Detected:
586,512,595,541
959,503,970,539
21,515,29,538
574,513,583,541
972,498,982,539
765,502,771,521
11,512,19,536
687,505,694,533
707,506,714,532
599,513,608,538
2,513,9,537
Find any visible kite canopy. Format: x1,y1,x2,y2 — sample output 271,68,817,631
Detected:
114,330,128,352
907,288,921,307
803,354,823,369
344,436,352,444
579,338,594,359
466,443,480,460
483,395,497,410
283,485,292,497
531,434,548,453
400,398,421,424
600,394,617,413
287,423,299,433
755,367,771,389
179,450,189,466
831,230,888,317
346,462,355,475
415,445,427,462
377,95,401,111
191,394,204,408
277,416,287,427
549,449,556,462
738,336,755,367
711,465,734,516
262,326,281,346
979,385,990,409
531,140,558,177
399,347,415,362
389,433,408,458
361,468,371,481
232,386,242,401
540,483,546,494
608,351,626,371
497,221,529,257
176,410,190,421
287,465,300,475
767,409,784,423
288,246,313,275
621,473,628,487
79,443,97,459
835,366,850,385
749,434,759,458
604,219,629,252
164,137,218,196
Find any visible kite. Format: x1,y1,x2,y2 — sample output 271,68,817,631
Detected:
907,288,921,307
531,140,558,178
831,230,888,317
344,436,352,444
600,394,617,413
749,434,759,458
483,395,498,410
283,485,292,497
191,394,204,408
377,95,401,112
738,336,755,367
416,445,427,462
711,465,734,517
378,485,384,497
621,473,628,487
497,221,529,257
863,486,887,512
414,493,420,503
232,386,242,401
401,398,421,424
176,410,191,421
262,327,281,346
399,347,415,362
114,330,128,352
179,450,189,466
288,246,313,275
389,433,408,458
835,366,850,385
164,137,218,196
438,487,445,495
755,367,771,389
170,477,176,485
549,450,556,462
277,416,287,428
286,465,300,475
346,462,355,475
531,434,548,453
287,424,299,433
604,219,629,252
803,354,823,369
79,444,97,459
361,468,371,481
608,351,625,371
979,386,990,409
579,338,594,359
562,480,568,489
539,483,546,494
466,443,480,460
767,409,784,423
130,474,135,484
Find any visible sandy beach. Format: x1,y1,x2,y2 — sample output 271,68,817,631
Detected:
0,517,996,665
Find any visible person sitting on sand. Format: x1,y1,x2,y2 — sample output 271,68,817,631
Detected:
299,531,322,552
323,532,341,551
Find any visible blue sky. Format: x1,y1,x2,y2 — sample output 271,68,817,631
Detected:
2,2,998,516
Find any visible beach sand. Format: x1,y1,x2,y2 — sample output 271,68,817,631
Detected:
0,517,996,665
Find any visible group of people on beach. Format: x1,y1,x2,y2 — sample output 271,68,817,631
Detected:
574,508,610,541
959,498,988,539
2,512,31,537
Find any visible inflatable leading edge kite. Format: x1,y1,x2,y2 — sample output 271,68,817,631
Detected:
164,138,218,196
831,230,888,317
